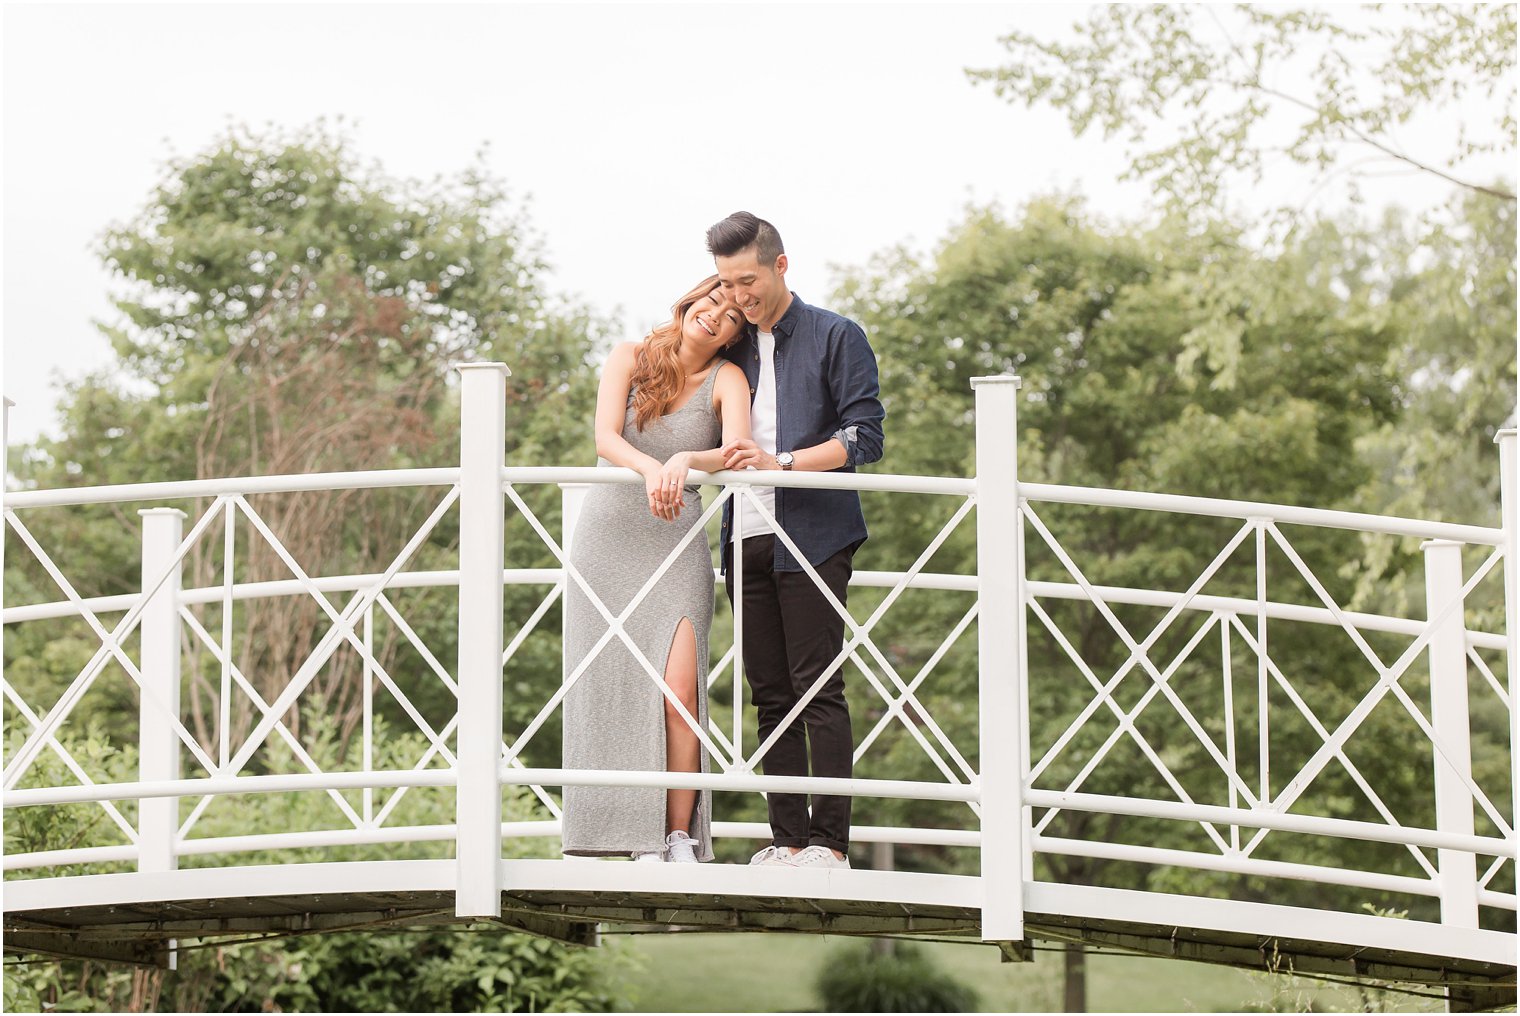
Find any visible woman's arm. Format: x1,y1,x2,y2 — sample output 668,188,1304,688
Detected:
595,342,678,520
685,363,752,471
594,343,658,472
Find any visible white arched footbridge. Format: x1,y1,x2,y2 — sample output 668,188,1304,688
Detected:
3,372,1516,1010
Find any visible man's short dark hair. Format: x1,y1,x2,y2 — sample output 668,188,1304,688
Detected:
706,211,785,266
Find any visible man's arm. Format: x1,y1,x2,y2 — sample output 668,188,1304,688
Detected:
721,320,884,472
825,319,885,467
720,437,844,472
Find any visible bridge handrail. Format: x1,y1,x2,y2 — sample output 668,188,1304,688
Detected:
1020,481,1505,545
3,464,1503,545
1,769,975,810
0,467,462,509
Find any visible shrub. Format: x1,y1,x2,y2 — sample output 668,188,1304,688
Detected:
2,718,623,1012
814,940,980,1013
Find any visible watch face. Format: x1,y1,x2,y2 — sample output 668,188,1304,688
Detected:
778,452,794,468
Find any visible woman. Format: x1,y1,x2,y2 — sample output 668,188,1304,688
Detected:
561,275,751,863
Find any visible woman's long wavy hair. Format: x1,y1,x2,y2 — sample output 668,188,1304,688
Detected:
630,274,736,431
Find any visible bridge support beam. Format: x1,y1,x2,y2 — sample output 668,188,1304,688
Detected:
971,375,1026,948
1421,539,1478,936
455,362,509,918
138,508,186,874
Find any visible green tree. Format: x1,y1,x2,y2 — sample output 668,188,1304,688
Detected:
1348,192,1517,618
967,16,1516,1000
4,126,615,1010
838,195,1511,1009
5,124,608,766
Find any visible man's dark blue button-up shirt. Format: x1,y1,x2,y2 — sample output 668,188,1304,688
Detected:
719,293,886,573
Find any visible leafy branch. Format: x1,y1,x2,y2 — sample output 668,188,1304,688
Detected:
967,3,1516,217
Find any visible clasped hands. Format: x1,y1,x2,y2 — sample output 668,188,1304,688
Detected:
719,438,779,473
644,452,691,521
644,440,781,521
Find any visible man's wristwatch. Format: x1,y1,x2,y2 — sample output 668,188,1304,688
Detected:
776,451,795,471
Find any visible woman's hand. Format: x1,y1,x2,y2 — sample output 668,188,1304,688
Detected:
643,468,675,521
645,453,690,521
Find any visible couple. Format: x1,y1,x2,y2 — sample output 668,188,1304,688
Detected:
561,212,885,869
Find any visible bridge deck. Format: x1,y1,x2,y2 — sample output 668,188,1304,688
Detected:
5,861,1514,1011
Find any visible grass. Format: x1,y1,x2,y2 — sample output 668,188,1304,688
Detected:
608,932,1430,1013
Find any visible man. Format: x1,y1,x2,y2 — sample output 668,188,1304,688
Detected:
707,211,886,870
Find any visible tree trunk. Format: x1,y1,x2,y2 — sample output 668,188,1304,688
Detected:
1063,942,1087,1012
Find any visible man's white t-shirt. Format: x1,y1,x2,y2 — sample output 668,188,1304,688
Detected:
734,329,778,542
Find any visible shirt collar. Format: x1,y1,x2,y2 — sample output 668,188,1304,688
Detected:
770,292,804,339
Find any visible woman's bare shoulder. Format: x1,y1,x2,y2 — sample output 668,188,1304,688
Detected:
601,341,643,375
711,360,748,410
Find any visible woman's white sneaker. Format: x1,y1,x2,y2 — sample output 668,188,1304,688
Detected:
665,831,699,863
633,849,664,863
785,845,850,869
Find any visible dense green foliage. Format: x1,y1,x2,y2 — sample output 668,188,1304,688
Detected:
5,927,621,1014
6,123,607,773
837,190,1512,916
3,126,614,1014
813,940,981,1013
965,8,1515,1003
8,123,608,760
3,715,623,1012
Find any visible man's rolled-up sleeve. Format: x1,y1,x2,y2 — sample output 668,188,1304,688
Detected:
828,321,885,467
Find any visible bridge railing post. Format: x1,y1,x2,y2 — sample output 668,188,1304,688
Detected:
455,363,509,918
1422,538,1478,930
138,507,186,873
971,374,1026,949
1498,428,1518,897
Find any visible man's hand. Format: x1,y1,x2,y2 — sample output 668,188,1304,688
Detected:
721,438,779,472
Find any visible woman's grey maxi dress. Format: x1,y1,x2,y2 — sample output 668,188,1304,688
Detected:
561,365,721,860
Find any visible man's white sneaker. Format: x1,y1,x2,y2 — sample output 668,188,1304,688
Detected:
633,849,664,863
784,845,850,869
749,845,795,866
665,831,699,864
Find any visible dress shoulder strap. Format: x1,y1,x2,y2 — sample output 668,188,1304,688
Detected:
700,360,723,392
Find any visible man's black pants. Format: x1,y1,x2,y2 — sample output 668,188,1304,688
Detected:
725,534,854,855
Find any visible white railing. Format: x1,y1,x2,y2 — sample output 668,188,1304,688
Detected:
2,371,1515,972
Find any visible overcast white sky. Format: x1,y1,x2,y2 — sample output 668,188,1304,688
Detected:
2,2,1512,445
